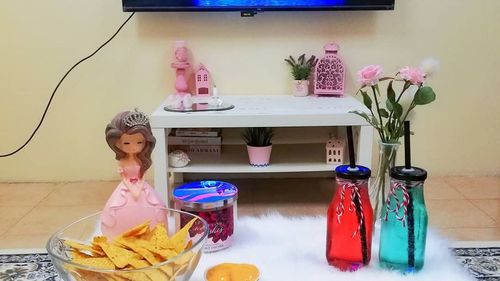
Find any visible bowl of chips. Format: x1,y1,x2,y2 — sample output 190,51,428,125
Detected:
46,207,208,281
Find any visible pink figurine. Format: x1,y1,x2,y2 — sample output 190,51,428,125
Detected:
314,43,346,96
101,110,167,239
195,64,211,97
171,41,191,96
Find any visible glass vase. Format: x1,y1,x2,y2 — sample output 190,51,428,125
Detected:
370,141,400,220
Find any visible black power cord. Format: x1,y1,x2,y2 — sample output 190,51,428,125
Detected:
0,12,136,158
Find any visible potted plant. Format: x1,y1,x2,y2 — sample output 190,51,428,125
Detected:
285,54,318,97
242,127,274,166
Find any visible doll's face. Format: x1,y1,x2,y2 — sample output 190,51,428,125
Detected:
116,133,145,155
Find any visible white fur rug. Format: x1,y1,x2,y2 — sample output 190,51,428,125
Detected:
191,214,474,281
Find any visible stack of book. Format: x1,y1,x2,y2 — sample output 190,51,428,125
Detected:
168,128,222,156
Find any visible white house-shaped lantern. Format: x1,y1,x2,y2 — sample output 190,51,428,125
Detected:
314,43,346,96
195,64,211,97
326,138,345,164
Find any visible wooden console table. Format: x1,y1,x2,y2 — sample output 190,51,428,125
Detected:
150,95,373,206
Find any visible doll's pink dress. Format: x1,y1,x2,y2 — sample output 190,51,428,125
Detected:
101,164,166,238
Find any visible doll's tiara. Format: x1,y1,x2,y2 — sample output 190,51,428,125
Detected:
124,110,149,128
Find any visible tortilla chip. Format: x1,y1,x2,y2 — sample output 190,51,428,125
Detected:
119,220,151,238
170,218,196,253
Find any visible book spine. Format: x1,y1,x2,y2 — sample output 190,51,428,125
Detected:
168,136,222,145
188,145,221,154
169,145,221,155
175,130,219,137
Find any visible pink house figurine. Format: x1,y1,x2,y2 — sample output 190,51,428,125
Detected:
314,43,346,96
326,138,345,164
195,64,211,97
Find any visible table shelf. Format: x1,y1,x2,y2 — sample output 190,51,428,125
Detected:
150,95,373,206
169,144,340,173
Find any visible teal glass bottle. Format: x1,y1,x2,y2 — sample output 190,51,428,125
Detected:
379,166,428,273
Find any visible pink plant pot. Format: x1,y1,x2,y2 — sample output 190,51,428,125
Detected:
246,145,272,166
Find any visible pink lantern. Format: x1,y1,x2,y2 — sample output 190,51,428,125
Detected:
314,43,346,96
195,64,211,97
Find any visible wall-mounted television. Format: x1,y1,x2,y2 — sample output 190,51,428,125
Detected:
122,0,395,12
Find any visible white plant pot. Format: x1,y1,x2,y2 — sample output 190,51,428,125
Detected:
292,80,309,97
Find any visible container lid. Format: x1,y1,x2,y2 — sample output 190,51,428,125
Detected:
390,166,428,181
335,165,371,180
173,181,238,210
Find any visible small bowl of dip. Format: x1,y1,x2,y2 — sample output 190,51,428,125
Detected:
205,263,260,281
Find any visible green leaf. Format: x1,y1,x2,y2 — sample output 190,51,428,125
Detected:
284,59,294,67
393,102,403,118
378,108,389,118
387,80,396,102
349,111,374,126
371,116,379,126
360,90,372,109
413,86,436,105
386,99,393,111
350,110,369,120
298,54,305,65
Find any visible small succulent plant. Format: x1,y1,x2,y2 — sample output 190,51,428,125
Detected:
242,127,274,147
285,54,318,80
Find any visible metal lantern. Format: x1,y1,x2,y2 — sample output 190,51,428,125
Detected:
314,43,346,96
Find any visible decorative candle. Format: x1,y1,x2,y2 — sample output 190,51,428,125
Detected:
173,180,238,253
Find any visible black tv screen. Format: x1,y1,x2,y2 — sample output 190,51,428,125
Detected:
122,0,395,12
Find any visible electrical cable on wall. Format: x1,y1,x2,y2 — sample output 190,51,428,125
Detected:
0,12,136,158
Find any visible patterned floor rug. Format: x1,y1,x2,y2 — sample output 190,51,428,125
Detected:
1,246,498,281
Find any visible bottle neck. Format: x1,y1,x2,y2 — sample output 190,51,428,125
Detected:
391,179,425,201
336,178,369,188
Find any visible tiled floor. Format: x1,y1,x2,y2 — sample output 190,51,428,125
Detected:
0,176,498,249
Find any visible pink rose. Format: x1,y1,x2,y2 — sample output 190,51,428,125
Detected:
357,65,383,87
399,66,426,85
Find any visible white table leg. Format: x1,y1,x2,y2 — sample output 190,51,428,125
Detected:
357,126,374,169
152,128,170,207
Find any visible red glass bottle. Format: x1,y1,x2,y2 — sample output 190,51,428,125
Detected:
326,165,373,271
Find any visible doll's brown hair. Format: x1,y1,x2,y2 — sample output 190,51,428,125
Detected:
105,110,156,178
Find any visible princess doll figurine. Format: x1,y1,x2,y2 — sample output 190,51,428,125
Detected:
101,110,167,238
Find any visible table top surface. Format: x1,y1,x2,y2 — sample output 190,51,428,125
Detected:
151,94,369,128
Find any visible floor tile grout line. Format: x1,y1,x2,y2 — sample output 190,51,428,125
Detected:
1,185,60,236
468,199,498,224
442,177,469,199
1,204,39,237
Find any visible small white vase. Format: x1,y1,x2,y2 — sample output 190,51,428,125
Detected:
292,80,309,97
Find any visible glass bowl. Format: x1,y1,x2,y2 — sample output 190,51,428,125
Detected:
46,207,208,281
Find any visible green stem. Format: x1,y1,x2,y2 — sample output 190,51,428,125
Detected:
388,81,411,138
395,81,412,103
368,107,385,141
372,85,386,142
393,101,416,140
